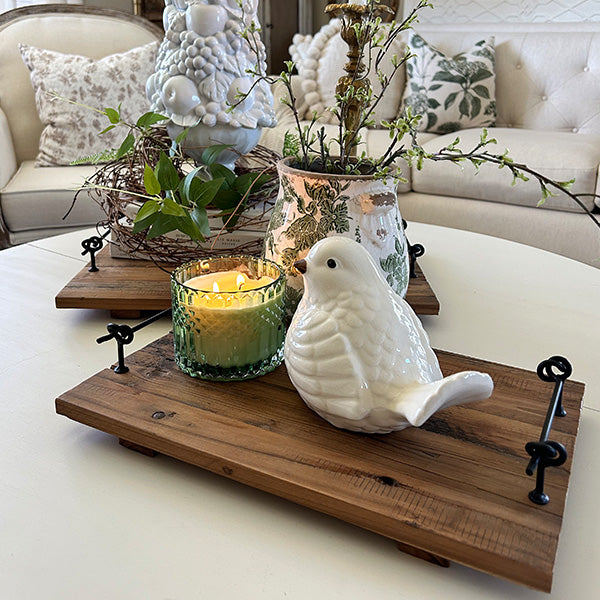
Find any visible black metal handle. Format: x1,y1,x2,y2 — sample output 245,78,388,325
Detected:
97,308,172,374
525,356,571,505
408,243,425,278
81,229,110,272
401,219,426,279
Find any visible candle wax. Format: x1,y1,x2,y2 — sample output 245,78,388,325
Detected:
178,269,284,368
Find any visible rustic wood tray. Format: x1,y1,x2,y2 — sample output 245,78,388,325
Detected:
55,247,440,318
55,333,584,592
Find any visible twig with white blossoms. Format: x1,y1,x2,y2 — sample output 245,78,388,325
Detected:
404,129,600,230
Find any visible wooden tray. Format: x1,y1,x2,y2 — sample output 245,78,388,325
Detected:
55,334,584,592
55,247,440,318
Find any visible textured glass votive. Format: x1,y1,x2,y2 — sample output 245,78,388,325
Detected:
171,256,286,381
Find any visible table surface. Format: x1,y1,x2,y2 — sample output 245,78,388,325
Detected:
1,224,598,600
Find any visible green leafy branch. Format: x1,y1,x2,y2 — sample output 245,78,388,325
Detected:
50,92,174,165
406,129,600,230
117,142,271,243
230,0,433,174
74,106,271,244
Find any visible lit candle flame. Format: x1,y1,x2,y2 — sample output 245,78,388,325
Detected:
236,274,246,290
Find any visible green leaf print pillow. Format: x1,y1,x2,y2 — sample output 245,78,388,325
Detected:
400,33,496,134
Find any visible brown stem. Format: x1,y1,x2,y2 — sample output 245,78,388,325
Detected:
429,149,600,229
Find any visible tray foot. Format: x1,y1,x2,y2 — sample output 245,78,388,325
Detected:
396,541,450,567
111,309,142,319
119,438,157,457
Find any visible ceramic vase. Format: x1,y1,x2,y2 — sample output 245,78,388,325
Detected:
263,157,410,317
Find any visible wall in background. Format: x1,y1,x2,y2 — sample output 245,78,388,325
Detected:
1,0,82,13
313,0,330,31
86,0,133,13
401,0,600,23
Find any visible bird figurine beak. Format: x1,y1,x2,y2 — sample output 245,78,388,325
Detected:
294,258,307,274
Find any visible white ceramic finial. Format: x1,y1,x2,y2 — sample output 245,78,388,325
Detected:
147,0,275,168
284,237,494,434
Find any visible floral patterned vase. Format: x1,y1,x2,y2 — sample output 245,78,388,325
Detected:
263,157,409,317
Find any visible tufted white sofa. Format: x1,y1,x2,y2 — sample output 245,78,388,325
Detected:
0,5,162,248
259,21,600,268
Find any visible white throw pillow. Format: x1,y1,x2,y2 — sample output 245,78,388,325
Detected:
19,42,158,167
289,32,313,67
400,33,496,133
294,19,406,126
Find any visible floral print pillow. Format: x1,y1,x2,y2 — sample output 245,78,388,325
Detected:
19,42,158,166
400,34,496,133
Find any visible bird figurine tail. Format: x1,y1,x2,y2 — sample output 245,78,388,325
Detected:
396,371,494,428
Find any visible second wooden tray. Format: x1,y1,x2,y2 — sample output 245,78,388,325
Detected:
55,246,440,317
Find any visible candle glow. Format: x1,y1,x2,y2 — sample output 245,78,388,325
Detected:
184,270,276,309
171,257,286,380
185,270,274,293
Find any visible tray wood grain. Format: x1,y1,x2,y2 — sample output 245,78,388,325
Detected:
55,334,584,592
55,247,440,317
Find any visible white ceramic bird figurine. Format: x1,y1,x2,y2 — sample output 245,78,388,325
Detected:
284,237,494,434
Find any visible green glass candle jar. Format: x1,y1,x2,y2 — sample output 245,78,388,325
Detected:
171,256,286,381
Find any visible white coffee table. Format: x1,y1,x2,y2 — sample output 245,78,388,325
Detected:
1,224,598,599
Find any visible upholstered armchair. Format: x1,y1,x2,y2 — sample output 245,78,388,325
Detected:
0,4,163,247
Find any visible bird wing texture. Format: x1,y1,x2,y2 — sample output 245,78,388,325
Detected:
285,306,372,420
332,286,443,392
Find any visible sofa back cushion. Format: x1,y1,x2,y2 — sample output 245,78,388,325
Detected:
415,22,600,136
0,7,162,165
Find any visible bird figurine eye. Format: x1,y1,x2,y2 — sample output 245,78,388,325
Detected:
327,258,337,269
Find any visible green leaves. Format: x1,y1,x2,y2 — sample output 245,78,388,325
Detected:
137,160,211,242
97,109,167,159
156,152,180,191
191,206,211,238
283,131,301,160
185,176,225,209
130,144,271,244
98,108,163,156
135,199,160,221
100,108,119,135
147,214,179,239
209,163,236,187
116,133,135,159
70,99,279,244
208,166,271,229
104,107,121,124
201,144,232,166
235,172,271,195
143,163,161,196
136,111,167,129
162,196,187,217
